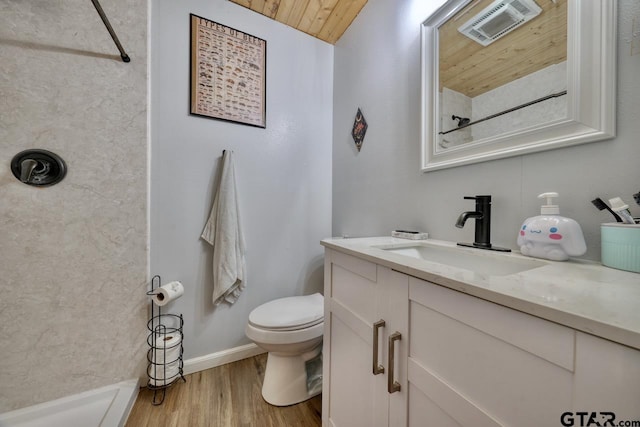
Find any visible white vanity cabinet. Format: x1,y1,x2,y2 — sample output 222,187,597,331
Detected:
322,243,640,427
322,249,408,427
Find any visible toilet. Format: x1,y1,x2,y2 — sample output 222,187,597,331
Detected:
245,293,324,406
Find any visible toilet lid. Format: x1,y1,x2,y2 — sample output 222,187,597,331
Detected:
249,293,324,330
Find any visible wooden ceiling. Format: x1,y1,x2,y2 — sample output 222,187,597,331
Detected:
229,0,368,44
439,0,567,98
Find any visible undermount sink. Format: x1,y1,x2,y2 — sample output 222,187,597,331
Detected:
378,243,546,276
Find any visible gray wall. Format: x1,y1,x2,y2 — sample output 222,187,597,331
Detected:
150,0,333,360
333,0,640,260
0,0,148,411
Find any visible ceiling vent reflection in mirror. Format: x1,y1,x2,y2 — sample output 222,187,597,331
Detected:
458,0,542,46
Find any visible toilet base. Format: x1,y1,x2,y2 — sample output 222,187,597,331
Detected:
261,343,322,406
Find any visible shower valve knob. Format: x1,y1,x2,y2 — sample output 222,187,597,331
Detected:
19,159,38,183
11,149,67,187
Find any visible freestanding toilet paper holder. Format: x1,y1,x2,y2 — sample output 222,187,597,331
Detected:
146,275,186,405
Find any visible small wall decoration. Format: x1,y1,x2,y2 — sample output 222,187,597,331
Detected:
190,14,266,128
351,108,368,152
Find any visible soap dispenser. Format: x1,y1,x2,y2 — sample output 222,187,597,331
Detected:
517,192,586,261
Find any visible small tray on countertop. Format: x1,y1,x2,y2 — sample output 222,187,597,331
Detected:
391,230,429,240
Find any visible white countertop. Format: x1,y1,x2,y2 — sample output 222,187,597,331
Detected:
321,236,640,350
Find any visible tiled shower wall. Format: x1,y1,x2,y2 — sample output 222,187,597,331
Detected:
0,0,148,411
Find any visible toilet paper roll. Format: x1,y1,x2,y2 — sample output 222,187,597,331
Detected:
148,362,180,378
148,363,180,386
148,333,182,387
151,281,184,306
151,333,182,364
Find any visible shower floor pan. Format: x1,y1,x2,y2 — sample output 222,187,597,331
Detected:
0,379,138,427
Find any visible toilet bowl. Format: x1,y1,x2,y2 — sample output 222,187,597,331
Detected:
245,293,324,406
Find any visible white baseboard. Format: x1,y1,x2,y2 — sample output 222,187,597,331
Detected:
183,343,266,375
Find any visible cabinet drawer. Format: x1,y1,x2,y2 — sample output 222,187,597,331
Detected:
409,278,575,427
409,277,575,371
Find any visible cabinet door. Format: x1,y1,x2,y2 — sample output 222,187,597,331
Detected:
322,251,409,427
407,359,500,427
323,249,382,427
573,332,640,422
378,267,408,427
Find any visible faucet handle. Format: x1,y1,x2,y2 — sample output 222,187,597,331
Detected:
463,195,491,201
20,159,38,183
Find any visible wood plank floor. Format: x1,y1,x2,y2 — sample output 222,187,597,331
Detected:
125,354,322,427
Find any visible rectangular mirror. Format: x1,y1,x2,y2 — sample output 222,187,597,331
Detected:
421,0,616,172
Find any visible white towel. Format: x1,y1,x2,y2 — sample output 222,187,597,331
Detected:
201,150,246,306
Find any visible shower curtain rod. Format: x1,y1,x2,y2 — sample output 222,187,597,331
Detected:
90,0,130,63
439,90,567,135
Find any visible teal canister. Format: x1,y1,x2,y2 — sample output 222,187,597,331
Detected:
601,223,640,273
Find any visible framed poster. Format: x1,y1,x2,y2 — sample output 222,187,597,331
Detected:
190,14,266,128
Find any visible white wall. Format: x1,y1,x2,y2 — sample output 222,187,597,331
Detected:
150,1,333,360
0,0,148,411
333,0,640,261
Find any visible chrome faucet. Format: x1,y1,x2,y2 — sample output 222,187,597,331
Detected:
456,195,510,252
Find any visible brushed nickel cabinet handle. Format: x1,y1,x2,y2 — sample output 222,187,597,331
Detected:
372,320,386,375
388,332,401,393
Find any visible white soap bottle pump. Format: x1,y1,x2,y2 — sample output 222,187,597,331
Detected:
517,192,587,261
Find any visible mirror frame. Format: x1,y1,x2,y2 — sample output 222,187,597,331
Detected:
420,0,616,172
